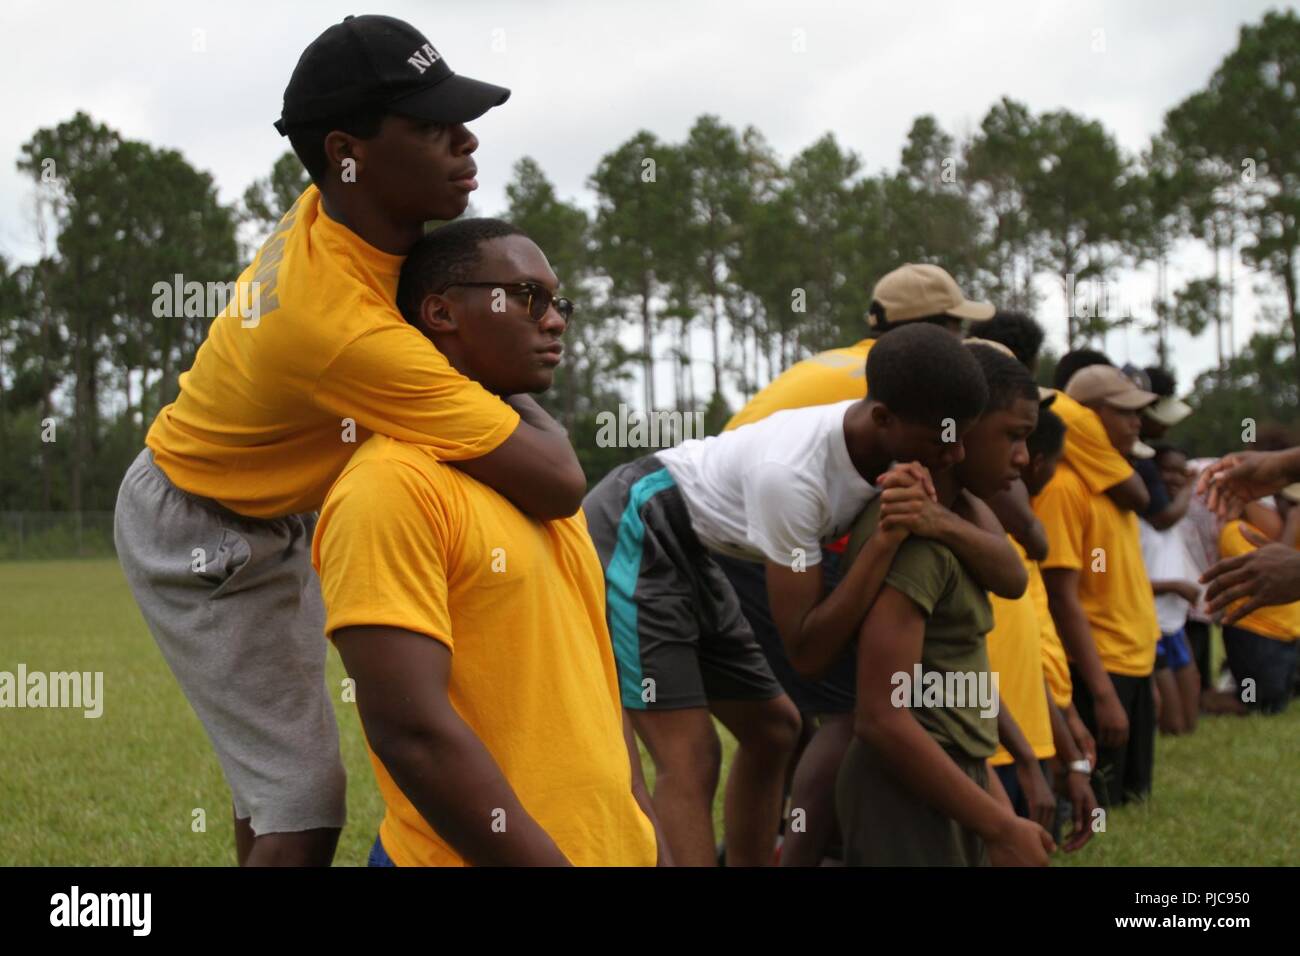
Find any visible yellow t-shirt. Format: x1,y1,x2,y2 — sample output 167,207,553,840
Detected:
1219,522,1300,641
988,537,1055,766
147,185,520,518
725,339,873,430
1049,391,1134,495
1029,557,1074,708
1034,462,1160,676
313,435,656,868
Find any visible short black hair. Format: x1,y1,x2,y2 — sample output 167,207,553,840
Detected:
1152,443,1187,465
1144,366,1176,398
866,323,987,425
868,300,964,336
966,343,1040,413
1027,407,1066,459
287,109,389,183
970,311,1044,369
396,218,528,327
1053,349,1111,390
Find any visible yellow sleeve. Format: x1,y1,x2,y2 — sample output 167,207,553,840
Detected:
314,454,456,648
1053,392,1133,494
1035,472,1089,572
1219,521,1251,558
314,320,521,462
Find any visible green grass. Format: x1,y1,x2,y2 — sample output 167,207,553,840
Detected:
1,558,1295,866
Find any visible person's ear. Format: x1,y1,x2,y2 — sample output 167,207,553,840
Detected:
869,403,893,429
416,293,458,338
322,130,367,182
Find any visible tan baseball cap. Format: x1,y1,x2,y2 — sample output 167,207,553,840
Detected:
1065,365,1157,411
869,263,995,327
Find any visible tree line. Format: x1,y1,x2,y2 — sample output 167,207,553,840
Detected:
1,9,1297,513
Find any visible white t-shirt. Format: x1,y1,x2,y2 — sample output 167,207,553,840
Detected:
655,400,879,566
1180,459,1225,624
1140,518,1198,635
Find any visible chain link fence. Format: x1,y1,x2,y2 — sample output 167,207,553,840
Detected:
0,512,116,560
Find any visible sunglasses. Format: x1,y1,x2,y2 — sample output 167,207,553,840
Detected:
438,281,574,322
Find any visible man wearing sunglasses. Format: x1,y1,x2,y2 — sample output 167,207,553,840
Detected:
314,218,664,867
114,16,586,868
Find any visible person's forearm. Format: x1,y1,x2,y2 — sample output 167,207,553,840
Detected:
1276,447,1300,482
376,722,569,866
1146,481,1194,530
507,393,568,436
932,505,1027,599
455,394,585,519
857,708,1014,841
1105,472,1149,514
996,695,1037,766
987,482,1049,561
1045,586,1111,698
789,534,904,679
1046,682,1081,764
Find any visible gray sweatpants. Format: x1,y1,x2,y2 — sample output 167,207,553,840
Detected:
113,448,346,835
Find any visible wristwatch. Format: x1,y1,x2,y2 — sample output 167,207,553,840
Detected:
1068,758,1092,775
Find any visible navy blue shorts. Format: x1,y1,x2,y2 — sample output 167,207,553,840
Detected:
368,834,396,867
1155,628,1192,671
1222,624,1298,715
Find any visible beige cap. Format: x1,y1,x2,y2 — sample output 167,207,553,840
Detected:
870,263,995,327
1145,395,1193,428
1065,365,1158,411
965,337,1055,406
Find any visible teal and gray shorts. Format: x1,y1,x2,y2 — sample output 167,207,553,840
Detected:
583,455,784,710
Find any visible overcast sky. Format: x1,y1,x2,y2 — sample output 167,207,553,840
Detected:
0,0,1293,406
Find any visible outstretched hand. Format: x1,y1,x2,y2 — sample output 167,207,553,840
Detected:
1202,524,1300,624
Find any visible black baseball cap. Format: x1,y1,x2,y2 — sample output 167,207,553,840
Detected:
274,15,510,135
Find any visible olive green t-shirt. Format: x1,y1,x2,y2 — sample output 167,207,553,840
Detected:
845,496,998,759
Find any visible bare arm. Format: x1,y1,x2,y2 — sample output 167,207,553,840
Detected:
1042,568,1128,749
453,394,587,520
768,528,906,681
853,586,1051,864
987,479,1049,561
1105,472,1150,514
1144,477,1195,530
333,625,570,866
945,492,1028,598
1150,579,1200,603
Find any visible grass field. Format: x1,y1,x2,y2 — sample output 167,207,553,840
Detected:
2,558,1297,866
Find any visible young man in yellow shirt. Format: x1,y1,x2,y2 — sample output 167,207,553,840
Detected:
1216,502,1300,716
1034,365,1161,807
114,17,584,866
314,219,661,867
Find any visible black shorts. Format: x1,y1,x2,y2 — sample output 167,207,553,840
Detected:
713,549,858,715
583,456,785,711
1070,666,1156,808
1222,624,1298,715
